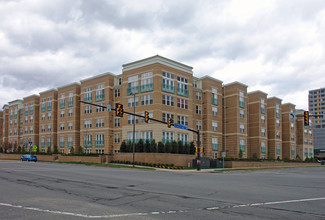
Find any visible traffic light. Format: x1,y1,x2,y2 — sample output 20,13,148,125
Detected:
200,147,204,153
167,117,172,128
115,103,124,117
304,111,309,126
144,111,149,123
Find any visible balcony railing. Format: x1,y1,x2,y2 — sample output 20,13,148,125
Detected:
47,105,52,111
140,83,153,93
177,87,189,97
40,142,45,147
261,107,266,114
29,110,33,115
95,94,105,102
127,86,139,95
41,107,45,112
83,96,92,102
212,98,218,105
162,83,175,94
95,140,104,147
239,101,245,108
59,141,65,147
83,141,92,147
67,141,73,147
212,143,219,151
68,101,73,107
240,145,246,152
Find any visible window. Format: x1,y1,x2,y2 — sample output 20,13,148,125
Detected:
212,122,218,131
84,120,92,128
47,97,52,108
127,75,139,94
261,115,265,123
96,103,105,112
68,92,73,105
84,87,92,99
141,94,153,105
196,92,202,100
48,112,52,120
177,76,188,95
41,125,45,132
290,123,294,130
162,72,174,92
115,89,120,97
84,105,92,114
261,99,265,113
60,110,65,118
60,94,65,105
24,128,27,134
141,72,153,89
291,134,295,141
240,139,246,152
41,98,45,108
96,118,104,127
128,97,139,107
128,132,139,142
276,131,280,139
276,143,281,154
95,134,104,143
114,118,120,127
212,107,218,116
304,129,307,134
141,112,153,123
212,137,218,150
212,152,218,159
25,117,28,123
141,131,153,141
240,110,245,118
118,77,122,85
162,131,174,143
276,119,280,127
212,88,218,105
261,142,266,153
30,102,33,111
196,105,202,115
114,134,120,143
68,122,72,130
162,113,174,123
239,91,245,108
48,124,52,132
177,133,188,143
177,98,188,109
41,114,45,120
261,128,266,137
68,109,73,117
177,116,188,125
60,123,65,131
276,104,280,118
128,115,139,124
240,124,245,133
196,120,202,130
162,95,174,106
96,84,105,96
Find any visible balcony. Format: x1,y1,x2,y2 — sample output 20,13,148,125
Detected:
95,94,105,102
67,141,73,147
212,143,219,151
29,110,33,115
24,111,28,116
276,112,280,118
140,83,153,93
40,142,45,147
177,87,189,97
239,101,245,108
240,145,246,152
47,142,51,147
83,141,92,147
47,105,52,111
68,101,73,107
95,140,104,147
59,141,65,147
162,83,175,94
83,96,92,102
127,86,139,95
60,102,65,109
41,107,45,112
212,98,218,106
261,107,266,114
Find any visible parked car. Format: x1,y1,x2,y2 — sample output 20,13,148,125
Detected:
21,154,37,162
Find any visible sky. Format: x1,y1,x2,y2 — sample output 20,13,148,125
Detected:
1,0,325,110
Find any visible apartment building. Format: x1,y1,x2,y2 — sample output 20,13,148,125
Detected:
296,109,314,160
2,105,9,147
57,83,81,153
248,91,268,159
8,100,23,150
22,95,40,149
223,82,248,158
39,89,58,152
80,73,115,154
0,111,3,147
309,88,325,150
199,76,223,158
282,103,296,160
267,97,282,159
121,56,194,152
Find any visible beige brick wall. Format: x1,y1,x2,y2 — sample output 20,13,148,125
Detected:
267,97,282,159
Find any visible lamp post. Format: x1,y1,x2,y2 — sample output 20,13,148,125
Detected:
131,93,136,167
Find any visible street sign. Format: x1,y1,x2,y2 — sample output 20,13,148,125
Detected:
107,104,111,112
174,123,188,130
221,152,226,158
289,112,296,121
33,145,37,152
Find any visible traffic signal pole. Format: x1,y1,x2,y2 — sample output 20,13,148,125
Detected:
80,100,202,171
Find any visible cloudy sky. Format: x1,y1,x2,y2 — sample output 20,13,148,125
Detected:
1,0,325,110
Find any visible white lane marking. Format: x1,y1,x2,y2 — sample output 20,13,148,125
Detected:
1,197,324,218
205,197,325,211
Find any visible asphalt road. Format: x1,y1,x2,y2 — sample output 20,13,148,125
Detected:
0,160,324,220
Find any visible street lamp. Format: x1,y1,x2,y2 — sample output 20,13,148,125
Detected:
131,92,136,167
